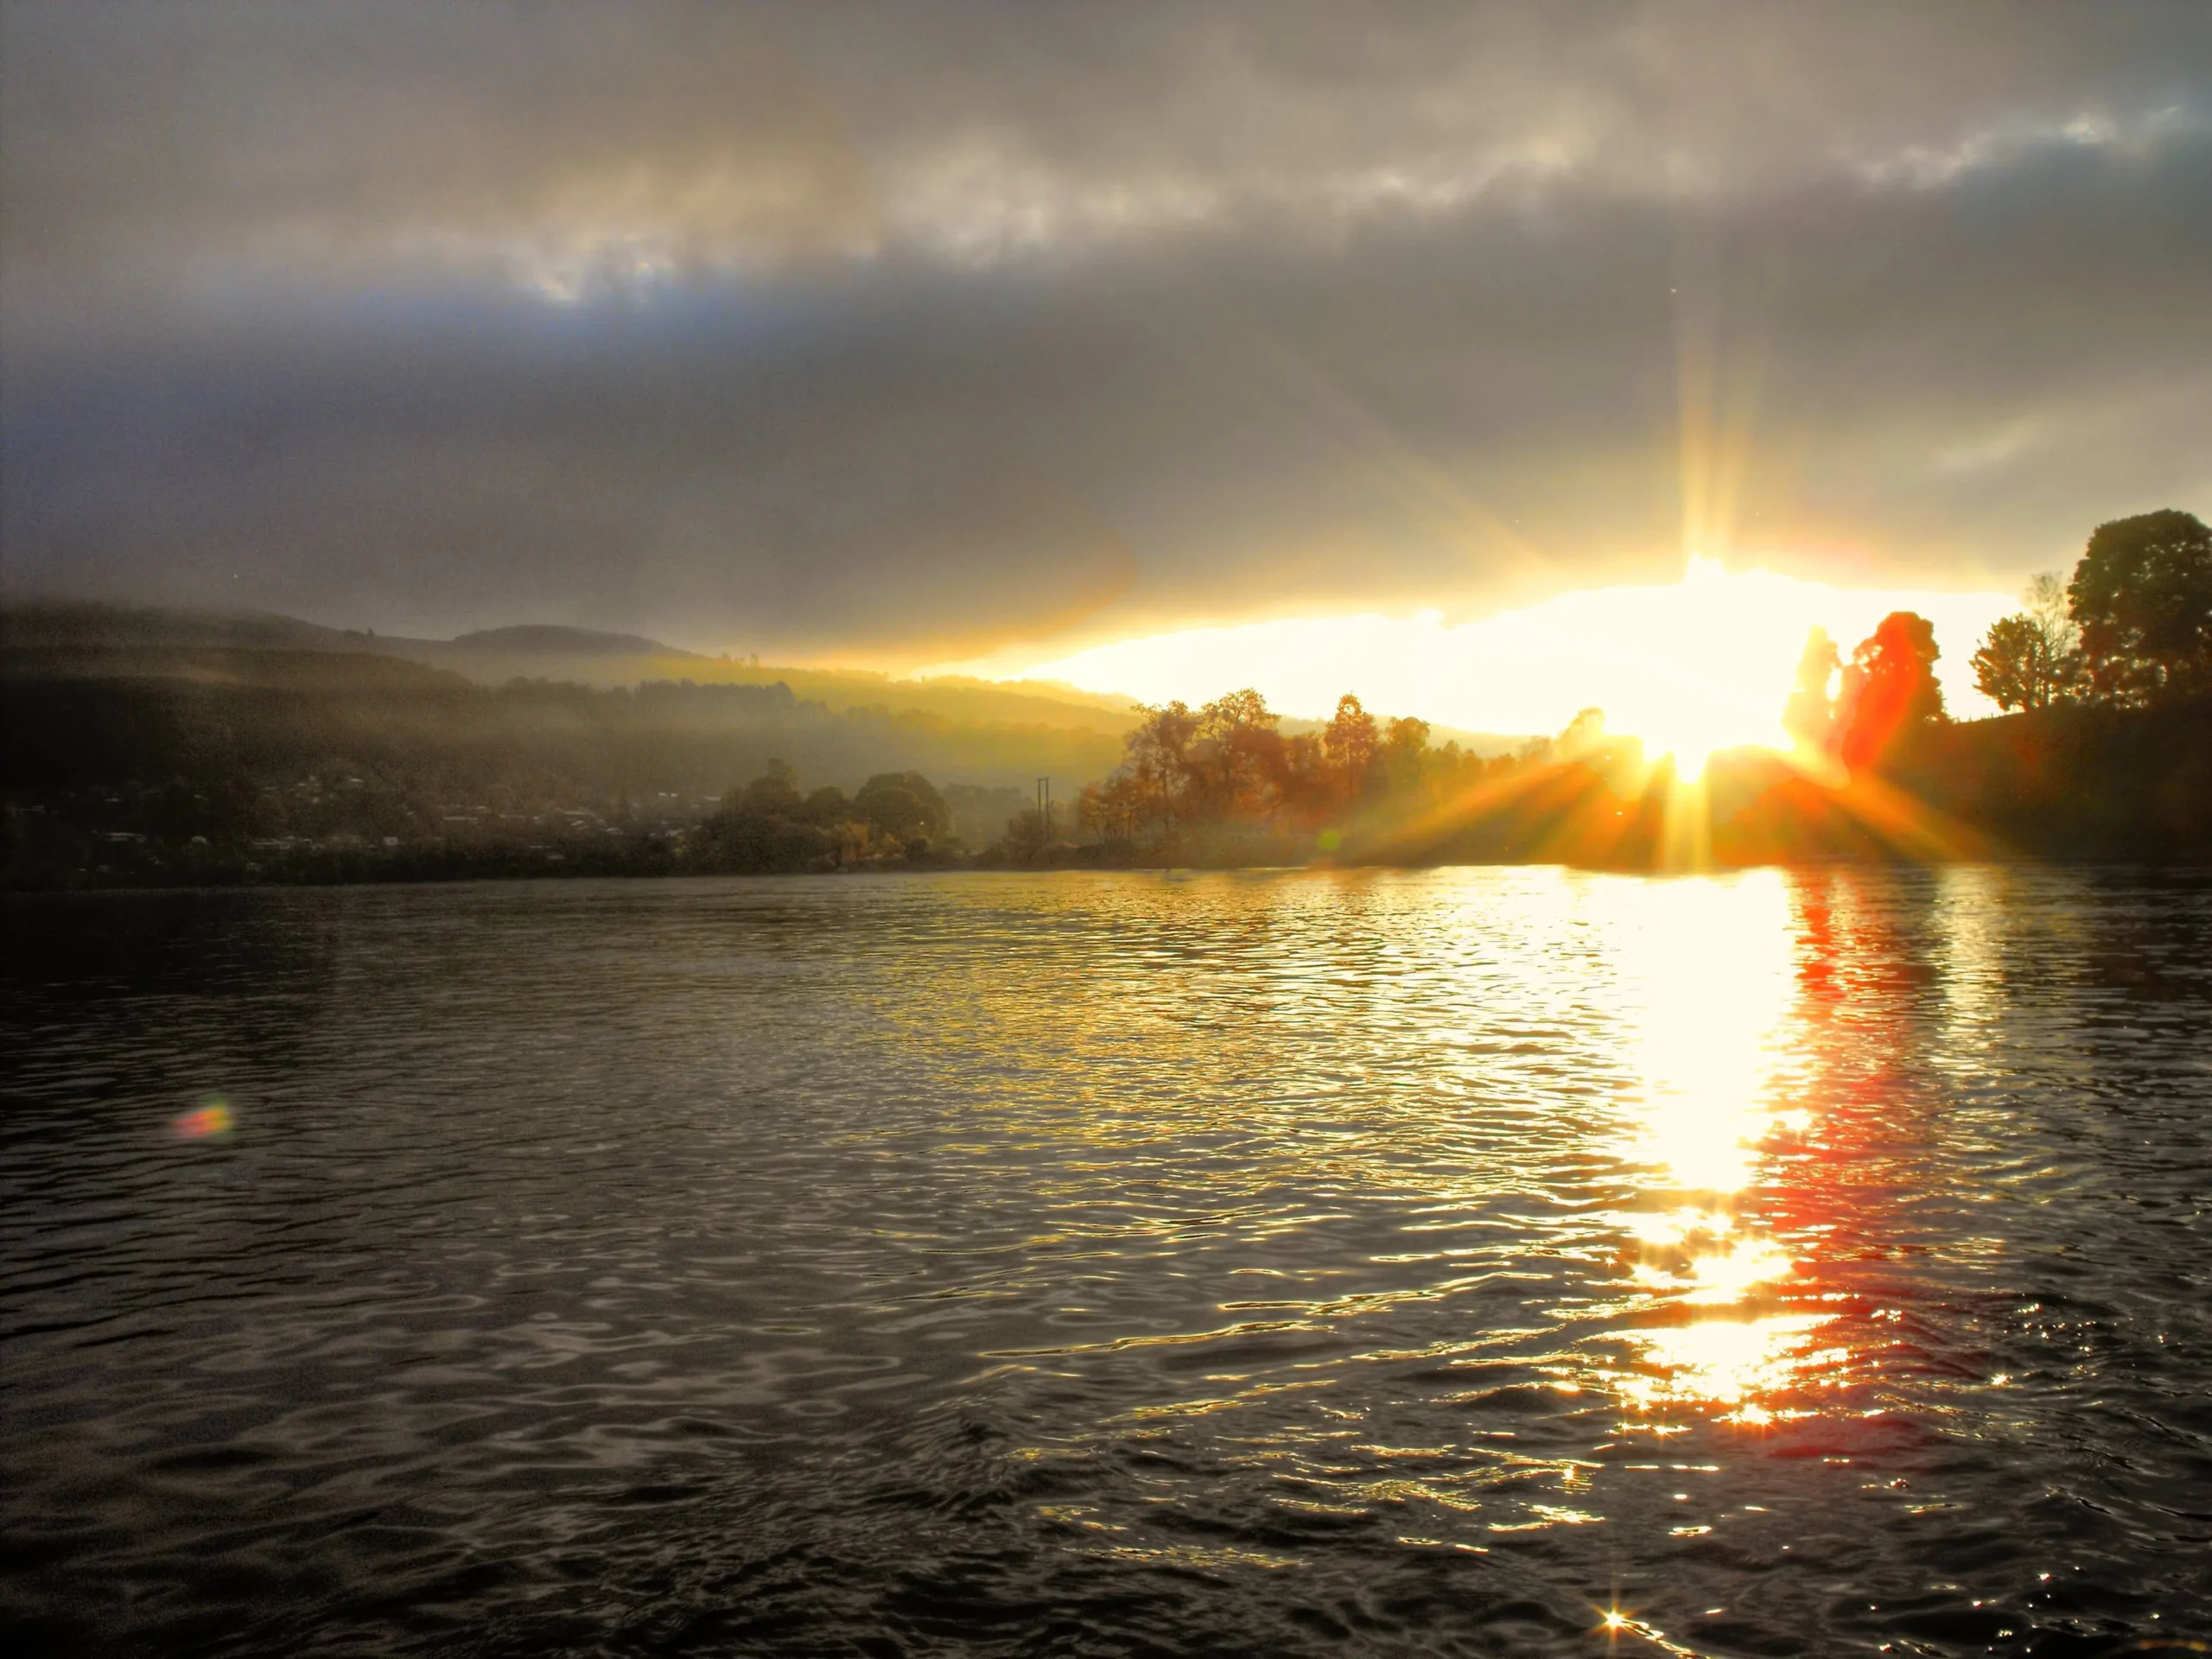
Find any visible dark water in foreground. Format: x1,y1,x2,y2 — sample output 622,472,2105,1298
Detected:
3,869,2209,1658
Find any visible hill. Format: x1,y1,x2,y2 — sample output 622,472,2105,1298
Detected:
0,606,1137,887
2,600,1147,737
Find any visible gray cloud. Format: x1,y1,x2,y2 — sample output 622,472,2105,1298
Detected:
4,1,2209,657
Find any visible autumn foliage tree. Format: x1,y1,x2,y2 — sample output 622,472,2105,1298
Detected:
1119,699,1200,830
1838,611,1944,769
1192,688,1284,819
1382,715,1432,790
1070,686,1502,854
1324,694,1380,806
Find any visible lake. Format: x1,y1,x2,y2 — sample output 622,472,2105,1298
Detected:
3,869,2209,1656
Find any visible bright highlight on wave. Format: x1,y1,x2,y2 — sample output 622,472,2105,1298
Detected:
1605,874,1856,1427
983,560,2016,779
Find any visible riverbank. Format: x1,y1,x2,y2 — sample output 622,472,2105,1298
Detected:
8,689,2207,892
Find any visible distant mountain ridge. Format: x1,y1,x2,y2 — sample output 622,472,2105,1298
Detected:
445,625,702,657
2,601,375,654
0,600,1527,754
0,600,1144,737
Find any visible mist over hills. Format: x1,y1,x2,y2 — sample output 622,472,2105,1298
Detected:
0,600,1147,732
0,596,1539,889
0,602,1137,810
7,592,2207,890
448,625,683,656
0,600,1522,749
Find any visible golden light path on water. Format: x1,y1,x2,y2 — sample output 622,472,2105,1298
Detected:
1572,873,1856,1651
10,869,2212,1651
1601,874,1840,1430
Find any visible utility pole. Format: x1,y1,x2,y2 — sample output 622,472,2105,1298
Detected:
1034,777,1052,841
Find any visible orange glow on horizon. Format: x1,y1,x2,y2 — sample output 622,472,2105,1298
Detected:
934,560,2016,773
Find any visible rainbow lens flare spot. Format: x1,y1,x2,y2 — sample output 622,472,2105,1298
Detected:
172,1099,235,1141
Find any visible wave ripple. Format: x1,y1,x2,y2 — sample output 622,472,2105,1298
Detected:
4,868,2209,1656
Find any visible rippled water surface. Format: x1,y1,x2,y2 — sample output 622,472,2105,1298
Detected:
4,868,2210,1657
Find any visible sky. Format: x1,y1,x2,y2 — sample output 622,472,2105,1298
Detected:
979,563,2022,745
3,2,2209,737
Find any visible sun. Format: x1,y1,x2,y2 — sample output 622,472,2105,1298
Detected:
1612,556,1799,779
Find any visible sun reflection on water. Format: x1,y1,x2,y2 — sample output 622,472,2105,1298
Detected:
1605,873,1845,1425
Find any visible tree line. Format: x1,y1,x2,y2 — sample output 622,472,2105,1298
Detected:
1969,509,2212,713
998,506,2212,867
687,764,957,874
1771,509,2212,772
8,508,2205,886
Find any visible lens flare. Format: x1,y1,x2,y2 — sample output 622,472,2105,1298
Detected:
172,1098,235,1141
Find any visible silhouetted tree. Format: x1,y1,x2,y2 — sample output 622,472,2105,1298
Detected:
854,772,950,841
1123,701,1200,829
1076,779,1125,844
996,807,1052,861
1557,708,1605,753
740,759,803,816
1192,688,1283,819
1272,730,1333,825
801,785,852,823
2068,509,2212,705
1839,612,1943,769
1382,715,1432,790
1076,684,1479,854
1324,693,1379,804
1972,618,2053,712
699,760,837,872
1972,575,2082,712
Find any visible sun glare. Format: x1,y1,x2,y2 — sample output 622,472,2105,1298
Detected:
1599,874,1856,1423
947,560,2013,760
1626,556,1795,779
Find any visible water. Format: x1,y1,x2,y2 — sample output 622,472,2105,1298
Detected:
3,868,2209,1657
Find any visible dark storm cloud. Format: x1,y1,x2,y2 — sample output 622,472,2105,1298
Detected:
4,2,2209,656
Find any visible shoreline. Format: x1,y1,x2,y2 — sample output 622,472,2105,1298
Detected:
13,849,2212,899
